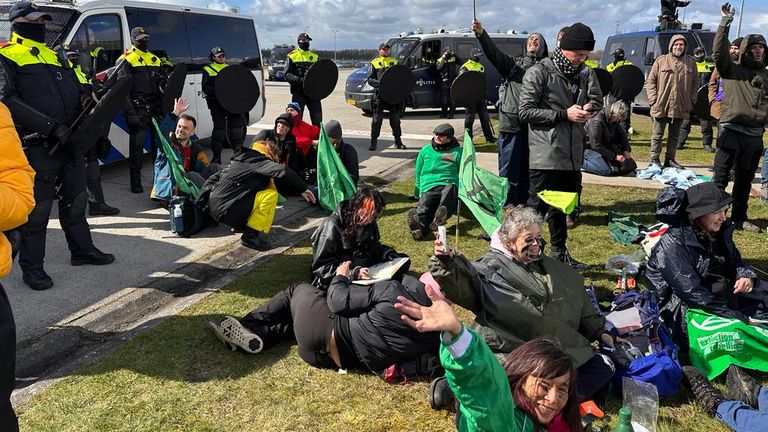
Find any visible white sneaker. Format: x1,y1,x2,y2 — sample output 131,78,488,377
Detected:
209,316,263,354
628,127,635,135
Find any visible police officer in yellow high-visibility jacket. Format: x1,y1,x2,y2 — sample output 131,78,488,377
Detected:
367,42,405,151
606,48,634,134
460,49,495,143
285,33,322,126
0,1,115,291
202,46,246,163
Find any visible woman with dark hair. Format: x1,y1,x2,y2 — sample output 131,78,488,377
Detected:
310,187,407,288
396,285,581,431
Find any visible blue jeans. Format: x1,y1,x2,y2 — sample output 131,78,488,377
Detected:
497,129,529,206
582,149,612,176
716,387,768,432
762,148,768,186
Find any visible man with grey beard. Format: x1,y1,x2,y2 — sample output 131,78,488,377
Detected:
645,34,698,169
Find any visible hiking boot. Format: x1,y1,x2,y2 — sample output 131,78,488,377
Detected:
551,248,589,271
683,366,727,413
89,202,120,216
726,364,761,409
394,139,407,150
735,221,760,233
439,111,447,118
131,184,144,193
487,137,497,144
429,376,455,411
651,158,662,167
71,247,115,266
368,139,377,151
22,268,53,291
761,184,768,203
429,205,448,232
406,208,423,241
209,316,263,354
664,159,685,169
241,229,271,250
676,142,686,150
703,144,715,153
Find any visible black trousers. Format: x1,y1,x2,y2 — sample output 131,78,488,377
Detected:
527,169,580,250
439,82,455,116
292,92,322,126
19,145,93,272
209,103,246,163
0,283,18,432
414,185,458,234
712,129,763,223
575,353,614,401
239,282,338,369
371,99,402,142
679,116,714,147
464,102,494,141
85,150,105,206
126,112,157,188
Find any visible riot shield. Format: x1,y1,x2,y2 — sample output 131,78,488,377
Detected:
378,64,414,105
692,86,712,120
593,68,613,98
215,64,261,114
69,75,133,157
302,58,338,101
161,63,187,114
451,71,487,107
611,64,645,100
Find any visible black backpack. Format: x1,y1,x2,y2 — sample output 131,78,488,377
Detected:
169,195,210,237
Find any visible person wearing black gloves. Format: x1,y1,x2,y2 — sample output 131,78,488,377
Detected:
284,33,322,126
473,19,547,206
0,2,115,291
202,46,246,163
367,42,405,151
436,47,459,119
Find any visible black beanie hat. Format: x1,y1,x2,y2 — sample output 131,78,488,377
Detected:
731,37,743,47
685,183,732,220
559,22,595,51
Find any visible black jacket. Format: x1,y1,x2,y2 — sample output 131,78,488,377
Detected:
328,275,440,373
254,113,307,194
336,140,360,184
199,146,306,229
436,53,460,85
115,46,164,117
310,201,397,288
586,110,631,162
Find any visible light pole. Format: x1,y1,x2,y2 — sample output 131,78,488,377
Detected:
331,29,339,63
737,0,745,37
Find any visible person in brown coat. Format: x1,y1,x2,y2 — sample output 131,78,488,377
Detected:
646,34,698,168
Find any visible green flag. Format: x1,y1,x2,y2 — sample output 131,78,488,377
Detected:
686,308,768,379
152,118,200,198
458,130,508,235
317,124,356,212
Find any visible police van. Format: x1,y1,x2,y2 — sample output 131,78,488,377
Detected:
0,0,265,163
599,26,714,111
345,30,529,114
267,44,294,81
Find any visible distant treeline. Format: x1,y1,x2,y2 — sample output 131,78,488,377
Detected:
261,48,378,60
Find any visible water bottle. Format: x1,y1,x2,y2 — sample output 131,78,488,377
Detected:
611,406,633,432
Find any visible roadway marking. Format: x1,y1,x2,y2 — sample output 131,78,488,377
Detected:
251,123,434,141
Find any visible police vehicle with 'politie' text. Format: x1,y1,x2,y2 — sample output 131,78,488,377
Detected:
0,0,265,164
345,29,528,115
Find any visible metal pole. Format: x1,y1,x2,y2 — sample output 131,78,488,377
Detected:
737,0,745,37
455,200,461,252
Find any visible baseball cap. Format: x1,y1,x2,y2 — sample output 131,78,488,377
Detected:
211,46,225,56
379,41,391,50
9,2,52,22
130,27,150,40
298,32,312,41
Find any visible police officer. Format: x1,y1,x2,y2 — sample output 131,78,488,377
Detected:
606,48,634,134
436,46,458,118
460,48,495,143
678,46,715,152
0,2,115,290
367,42,405,151
115,27,164,193
285,33,321,126
202,46,246,163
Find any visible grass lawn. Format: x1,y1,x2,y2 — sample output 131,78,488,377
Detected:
16,175,768,431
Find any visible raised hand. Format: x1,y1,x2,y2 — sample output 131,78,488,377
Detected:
721,2,736,18
395,285,462,336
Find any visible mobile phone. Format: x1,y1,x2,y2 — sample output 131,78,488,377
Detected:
438,226,448,252
586,106,600,113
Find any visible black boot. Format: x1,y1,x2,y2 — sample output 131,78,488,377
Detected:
130,171,143,193
368,139,377,151
549,247,589,271
683,366,727,414
664,159,684,169
726,364,761,409
406,208,423,241
71,247,116,266
429,376,455,411
429,206,448,232
394,138,407,149
241,228,271,251
22,268,53,291
89,202,120,216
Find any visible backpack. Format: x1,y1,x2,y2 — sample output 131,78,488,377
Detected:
655,186,687,226
169,195,209,237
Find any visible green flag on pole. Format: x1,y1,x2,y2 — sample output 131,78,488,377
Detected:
317,124,357,212
458,130,508,235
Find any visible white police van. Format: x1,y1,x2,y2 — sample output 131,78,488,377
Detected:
0,0,265,163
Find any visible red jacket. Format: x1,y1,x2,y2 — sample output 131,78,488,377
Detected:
291,114,320,156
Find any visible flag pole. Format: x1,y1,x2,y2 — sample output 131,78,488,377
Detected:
473,0,476,21
455,199,461,252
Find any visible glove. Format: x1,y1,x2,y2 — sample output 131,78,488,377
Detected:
49,123,73,146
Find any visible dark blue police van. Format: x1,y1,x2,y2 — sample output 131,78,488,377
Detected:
345,30,528,114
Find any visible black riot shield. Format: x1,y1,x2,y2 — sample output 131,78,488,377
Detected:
160,63,187,115
378,64,414,105
610,64,645,100
69,75,133,158
215,64,261,114
692,86,712,120
593,68,613,98
451,71,487,107
302,58,338,101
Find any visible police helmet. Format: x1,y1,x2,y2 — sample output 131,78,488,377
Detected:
612,48,625,57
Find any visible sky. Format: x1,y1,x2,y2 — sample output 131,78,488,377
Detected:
95,0,768,51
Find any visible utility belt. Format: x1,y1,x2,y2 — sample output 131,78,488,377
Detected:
21,132,51,149
132,95,161,114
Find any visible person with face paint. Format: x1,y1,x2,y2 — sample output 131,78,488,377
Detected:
677,46,715,152
436,47,459,118
645,34,698,169
712,3,768,232
367,42,405,151
284,33,322,126
114,26,165,193
202,46,246,163
519,22,602,270
459,48,496,144
426,206,616,412
0,1,115,291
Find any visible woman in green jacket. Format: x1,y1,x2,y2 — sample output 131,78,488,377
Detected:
395,285,581,432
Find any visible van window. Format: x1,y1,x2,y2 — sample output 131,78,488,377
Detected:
625,39,641,57
125,7,192,65
184,14,261,69
456,42,474,61
69,14,123,73
387,38,418,62
413,40,440,68
644,37,657,59
495,40,525,57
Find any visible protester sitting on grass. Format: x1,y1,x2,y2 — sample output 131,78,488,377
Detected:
583,101,637,176
311,187,407,288
426,206,616,409
406,123,462,241
253,113,306,194
208,261,440,375
646,182,767,336
198,139,315,251
394,286,581,432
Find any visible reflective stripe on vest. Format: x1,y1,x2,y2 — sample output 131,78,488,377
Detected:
461,60,484,73
606,59,633,72
204,62,228,77
437,56,456,64
371,56,397,69
583,59,599,68
73,65,89,84
0,33,62,67
697,60,712,73
119,46,161,68
287,48,317,63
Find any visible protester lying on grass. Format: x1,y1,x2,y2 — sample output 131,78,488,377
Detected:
395,285,581,432
426,206,616,408
311,187,407,288
208,261,440,375
646,182,768,341
583,101,637,176
197,139,315,251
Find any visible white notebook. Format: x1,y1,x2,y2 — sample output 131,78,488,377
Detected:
351,257,410,285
